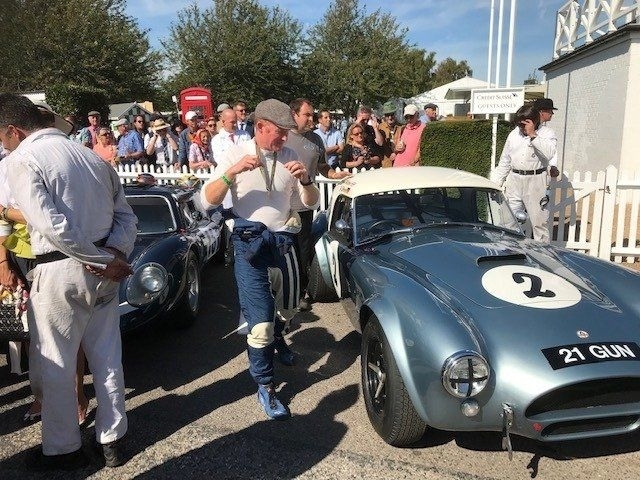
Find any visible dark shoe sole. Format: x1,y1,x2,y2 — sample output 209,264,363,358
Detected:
26,448,89,471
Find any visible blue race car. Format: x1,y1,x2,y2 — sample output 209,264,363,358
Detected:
119,179,223,331
309,166,640,453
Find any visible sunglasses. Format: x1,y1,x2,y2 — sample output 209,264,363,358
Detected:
352,131,363,136
207,123,216,127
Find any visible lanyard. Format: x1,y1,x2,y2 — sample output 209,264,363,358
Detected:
256,145,277,193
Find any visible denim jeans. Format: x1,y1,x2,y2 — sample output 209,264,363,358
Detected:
232,220,298,385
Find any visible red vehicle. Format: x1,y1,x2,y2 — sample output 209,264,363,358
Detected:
179,87,213,123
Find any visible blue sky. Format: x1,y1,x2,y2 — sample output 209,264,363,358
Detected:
126,0,560,86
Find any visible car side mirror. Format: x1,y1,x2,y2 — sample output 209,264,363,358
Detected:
335,219,352,240
514,210,528,224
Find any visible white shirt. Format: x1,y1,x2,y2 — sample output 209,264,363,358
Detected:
6,128,138,267
210,129,251,164
491,126,557,187
210,129,251,209
200,139,312,232
144,131,178,166
0,159,16,237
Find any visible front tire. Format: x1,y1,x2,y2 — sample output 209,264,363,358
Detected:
361,316,426,446
171,252,200,328
307,255,337,302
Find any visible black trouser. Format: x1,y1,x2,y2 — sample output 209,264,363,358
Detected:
294,210,314,297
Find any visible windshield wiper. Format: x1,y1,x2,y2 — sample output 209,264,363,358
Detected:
358,227,413,245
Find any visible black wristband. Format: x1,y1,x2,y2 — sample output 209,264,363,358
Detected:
300,177,314,186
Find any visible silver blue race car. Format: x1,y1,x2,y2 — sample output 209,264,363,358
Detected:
309,166,640,453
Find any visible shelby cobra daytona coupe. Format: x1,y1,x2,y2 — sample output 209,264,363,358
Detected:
309,166,640,452
119,179,223,331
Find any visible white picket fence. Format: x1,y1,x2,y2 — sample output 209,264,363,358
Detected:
116,164,640,265
547,165,640,264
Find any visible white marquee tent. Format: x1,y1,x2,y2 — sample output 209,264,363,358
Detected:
407,76,490,117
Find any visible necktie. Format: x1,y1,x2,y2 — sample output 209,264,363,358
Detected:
240,122,245,131
229,133,234,144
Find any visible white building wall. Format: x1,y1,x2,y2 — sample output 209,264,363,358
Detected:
620,32,640,173
543,28,639,175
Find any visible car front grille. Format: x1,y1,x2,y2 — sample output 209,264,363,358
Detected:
525,378,640,438
540,415,639,437
526,378,640,417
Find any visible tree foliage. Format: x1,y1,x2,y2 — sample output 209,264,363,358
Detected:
299,0,435,115
0,0,160,103
431,58,473,88
162,0,303,109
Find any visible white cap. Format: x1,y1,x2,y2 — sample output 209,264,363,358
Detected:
403,104,419,117
185,111,198,121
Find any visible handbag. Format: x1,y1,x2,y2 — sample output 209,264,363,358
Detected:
0,285,29,341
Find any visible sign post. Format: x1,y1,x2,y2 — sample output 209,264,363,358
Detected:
471,87,525,171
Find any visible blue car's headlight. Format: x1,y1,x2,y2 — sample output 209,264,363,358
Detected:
442,351,490,398
126,263,168,307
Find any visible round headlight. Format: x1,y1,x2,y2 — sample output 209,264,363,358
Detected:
442,351,490,398
126,263,168,307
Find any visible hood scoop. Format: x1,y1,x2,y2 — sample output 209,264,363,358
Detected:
477,253,526,265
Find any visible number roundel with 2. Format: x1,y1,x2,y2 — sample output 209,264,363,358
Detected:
481,265,581,309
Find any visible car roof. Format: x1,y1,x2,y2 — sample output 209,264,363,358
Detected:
333,166,499,198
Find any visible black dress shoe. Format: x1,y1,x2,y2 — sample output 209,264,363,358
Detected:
26,448,89,471
298,297,312,311
100,438,125,467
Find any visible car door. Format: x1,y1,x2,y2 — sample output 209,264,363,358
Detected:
325,195,355,299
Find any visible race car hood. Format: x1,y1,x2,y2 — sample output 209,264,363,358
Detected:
384,226,618,312
127,234,174,265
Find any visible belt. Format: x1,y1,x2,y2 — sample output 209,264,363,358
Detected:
34,237,109,266
511,167,546,176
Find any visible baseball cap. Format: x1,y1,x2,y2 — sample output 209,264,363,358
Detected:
185,111,198,121
216,103,230,113
403,104,419,117
114,118,128,127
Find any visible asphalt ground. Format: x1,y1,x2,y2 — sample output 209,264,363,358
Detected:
2,262,640,479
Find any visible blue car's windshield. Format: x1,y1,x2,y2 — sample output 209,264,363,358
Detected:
354,187,521,243
127,195,177,234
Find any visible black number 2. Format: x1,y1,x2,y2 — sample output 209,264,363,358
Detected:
512,273,556,298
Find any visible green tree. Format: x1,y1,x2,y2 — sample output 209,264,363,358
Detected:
162,0,302,109
431,58,473,87
300,0,435,115
0,0,160,103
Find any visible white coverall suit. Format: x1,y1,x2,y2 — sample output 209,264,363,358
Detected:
7,128,137,456
491,125,557,242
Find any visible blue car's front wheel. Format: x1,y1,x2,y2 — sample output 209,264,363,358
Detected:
361,316,426,446
171,252,200,329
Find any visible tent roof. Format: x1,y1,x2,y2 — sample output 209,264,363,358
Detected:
408,76,490,106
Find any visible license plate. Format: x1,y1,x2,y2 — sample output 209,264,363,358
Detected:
542,342,640,370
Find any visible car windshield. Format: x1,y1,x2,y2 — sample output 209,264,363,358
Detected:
353,187,521,243
127,195,177,234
